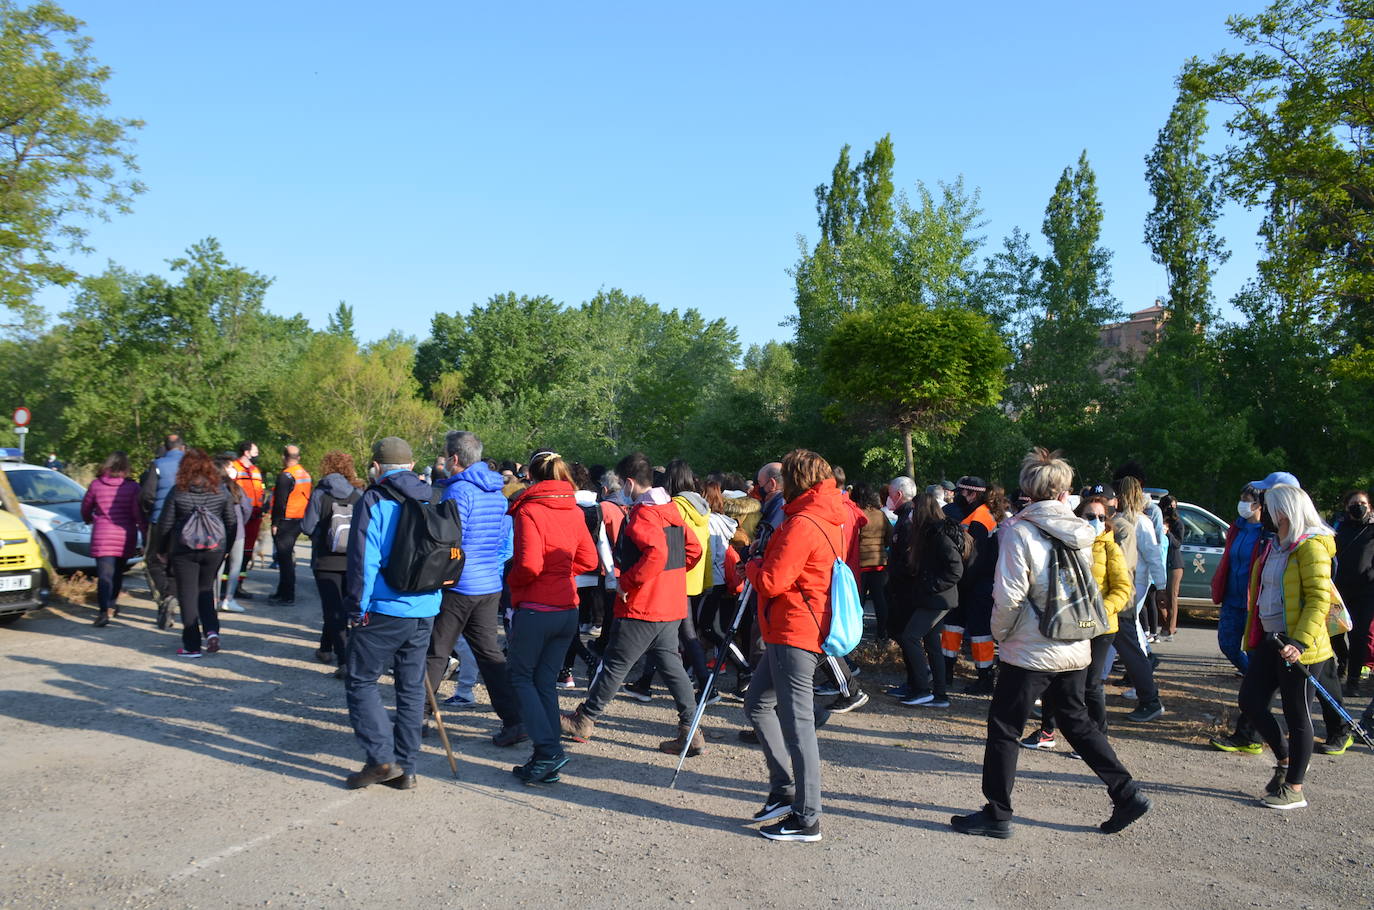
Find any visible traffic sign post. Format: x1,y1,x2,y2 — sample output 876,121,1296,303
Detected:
11,407,31,457
14,426,27,457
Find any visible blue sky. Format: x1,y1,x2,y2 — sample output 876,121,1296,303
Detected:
41,0,1262,351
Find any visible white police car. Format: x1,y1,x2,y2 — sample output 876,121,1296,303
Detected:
0,454,96,574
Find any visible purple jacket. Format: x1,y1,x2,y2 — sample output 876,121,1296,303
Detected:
81,476,148,559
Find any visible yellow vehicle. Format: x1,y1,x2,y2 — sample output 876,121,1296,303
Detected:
0,506,49,624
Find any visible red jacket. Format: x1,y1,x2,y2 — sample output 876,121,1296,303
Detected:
746,478,849,652
617,495,701,621
842,496,868,579
507,480,600,609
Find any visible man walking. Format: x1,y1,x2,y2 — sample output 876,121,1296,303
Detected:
269,445,312,605
138,433,186,628
425,430,526,747
343,437,441,790
228,442,265,599
561,452,705,756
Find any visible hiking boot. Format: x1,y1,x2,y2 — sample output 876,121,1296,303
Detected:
759,812,821,842
950,807,1012,839
492,723,528,747
1264,764,1287,797
658,723,706,757
1021,730,1057,750
1261,783,1307,810
560,706,596,743
622,681,652,703
1315,733,1354,756
345,762,403,789
829,689,869,714
1125,701,1165,722
1209,733,1263,754
750,793,792,823
1100,792,1151,833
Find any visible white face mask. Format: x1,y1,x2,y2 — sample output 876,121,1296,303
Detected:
1238,501,1255,521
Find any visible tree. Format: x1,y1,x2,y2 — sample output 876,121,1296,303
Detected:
820,304,1010,478
326,301,355,340
0,1,144,315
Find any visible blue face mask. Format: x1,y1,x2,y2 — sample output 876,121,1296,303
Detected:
1088,517,1104,534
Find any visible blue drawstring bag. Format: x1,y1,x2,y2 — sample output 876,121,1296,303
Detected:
795,515,864,657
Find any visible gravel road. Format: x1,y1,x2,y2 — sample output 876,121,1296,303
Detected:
1,557,1370,909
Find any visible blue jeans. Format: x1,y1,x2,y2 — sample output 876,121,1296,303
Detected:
508,608,577,759
1217,603,1249,673
345,612,434,772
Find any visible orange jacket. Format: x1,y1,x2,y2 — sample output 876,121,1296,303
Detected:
283,464,312,520
617,495,701,622
746,478,849,653
962,503,996,534
232,458,265,512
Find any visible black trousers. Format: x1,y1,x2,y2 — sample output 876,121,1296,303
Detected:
272,518,301,599
1113,607,1160,704
171,547,222,652
899,607,949,696
423,590,521,728
145,524,175,603
1239,646,1319,785
1043,633,1114,735
860,570,890,640
982,663,1139,821
314,570,348,666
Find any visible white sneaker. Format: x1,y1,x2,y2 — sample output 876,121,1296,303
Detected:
220,599,245,613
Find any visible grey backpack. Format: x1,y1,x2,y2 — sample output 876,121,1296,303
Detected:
179,503,226,551
1027,531,1109,641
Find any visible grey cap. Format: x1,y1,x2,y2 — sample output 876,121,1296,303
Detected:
372,436,413,464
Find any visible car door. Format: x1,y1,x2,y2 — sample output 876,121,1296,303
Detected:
1177,503,1229,607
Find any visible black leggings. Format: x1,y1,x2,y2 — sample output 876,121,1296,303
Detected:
1239,645,1319,785
860,570,890,640
314,570,348,666
95,556,127,612
899,607,949,696
171,547,222,652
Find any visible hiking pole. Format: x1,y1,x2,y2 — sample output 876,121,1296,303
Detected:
424,673,461,778
669,579,754,789
1270,633,1374,751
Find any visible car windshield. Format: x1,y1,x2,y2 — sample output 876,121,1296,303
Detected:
1178,506,1226,547
4,468,87,505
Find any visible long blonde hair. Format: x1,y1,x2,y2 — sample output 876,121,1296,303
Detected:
1264,483,1333,549
1116,476,1146,521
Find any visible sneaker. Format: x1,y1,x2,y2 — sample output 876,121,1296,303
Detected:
1209,733,1264,754
579,623,592,634
204,632,220,654
219,599,245,613
950,807,1012,839
829,689,869,714
1020,730,1057,750
176,649,202,658
1264,764,1286,797
813,684,841,697
1068,751,1082,760
697,688,723,707
1315,734,1354,756
1125,701,1165,722
900,692,935,706
886,684,913,699
751,794,792,823
443,656,459,680
759,812,821,843
1123,688,1137,700
267,594,295,605
443,693,476,708
738,728,759,744
1261,783,1307,810
512,753,569,785
927,696,951,708
622,681,652,703
1100,792,1151,833
556,670,576,689
587,625,602,637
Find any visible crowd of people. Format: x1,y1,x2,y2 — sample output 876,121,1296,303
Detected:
73,429,1373,842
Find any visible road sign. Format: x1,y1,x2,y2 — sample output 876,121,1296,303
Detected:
12,406,30,427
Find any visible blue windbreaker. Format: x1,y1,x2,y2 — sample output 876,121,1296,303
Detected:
344,469,442,619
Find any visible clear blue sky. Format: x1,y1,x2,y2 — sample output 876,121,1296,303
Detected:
41,0,1262,351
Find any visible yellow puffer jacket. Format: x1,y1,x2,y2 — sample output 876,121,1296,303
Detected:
1243,534,1335,665
674,494,712,597
1090,527,1132,634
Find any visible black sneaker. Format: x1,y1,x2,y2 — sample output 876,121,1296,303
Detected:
829,689,869,714
1100,793,1151,833
267,594,295,605
738,728,759,744
750,794,792,823
950,807,1012,839
513,754,569,785
623,680,652,703
759,812,821,842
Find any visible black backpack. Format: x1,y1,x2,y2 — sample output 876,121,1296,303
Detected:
579,501,606,573
374,484,465,593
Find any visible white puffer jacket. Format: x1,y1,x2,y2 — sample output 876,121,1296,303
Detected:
991,499,1099,672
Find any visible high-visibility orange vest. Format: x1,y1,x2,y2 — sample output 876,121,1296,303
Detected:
961,504,997,534
232,459,265,510
284,463,312,520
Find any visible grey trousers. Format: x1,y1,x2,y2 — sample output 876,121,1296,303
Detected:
746,642,822,827
583,617,695,725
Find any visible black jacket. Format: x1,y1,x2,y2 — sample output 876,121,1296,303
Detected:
912,518,966,611
1335,519,1374,605
156,484,238,555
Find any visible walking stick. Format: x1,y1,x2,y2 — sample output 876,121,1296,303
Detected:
669,579,754,788
424,673,461,778
1271,633,1374,751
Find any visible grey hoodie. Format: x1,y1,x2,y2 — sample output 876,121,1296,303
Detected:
991,499,1099,672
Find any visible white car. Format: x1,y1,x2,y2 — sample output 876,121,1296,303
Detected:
0,462,97,573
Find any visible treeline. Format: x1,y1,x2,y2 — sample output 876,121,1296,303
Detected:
2,0,1371,515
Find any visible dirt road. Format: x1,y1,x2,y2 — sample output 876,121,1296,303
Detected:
1,560,1370,909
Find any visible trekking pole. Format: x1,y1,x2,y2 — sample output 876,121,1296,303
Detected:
669,579,754,789
1270,633,1374,751
424,673,461,778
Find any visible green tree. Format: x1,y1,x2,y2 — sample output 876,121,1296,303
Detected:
820,304,1010,478
0,0,143,315
326,301,355,340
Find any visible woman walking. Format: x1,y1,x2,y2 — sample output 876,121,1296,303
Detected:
300,450,365,678
1334,490,1374,699
505,450,599,784
744,449,848,842
213,453,251,615
156,448,238,657
896,492,966,708
80,452,147,627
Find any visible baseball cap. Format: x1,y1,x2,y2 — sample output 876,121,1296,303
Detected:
939,479,956,492
1087,482,1116,500
1249,471,1300,491
372,436,413,465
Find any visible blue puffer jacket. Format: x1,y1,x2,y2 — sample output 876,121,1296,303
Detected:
147,449,185,522
345,469,442,618
438,461,513,596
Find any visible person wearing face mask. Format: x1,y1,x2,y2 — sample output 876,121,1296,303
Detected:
1207,482,1273,752
1334,490,1374,699
228,441,265,600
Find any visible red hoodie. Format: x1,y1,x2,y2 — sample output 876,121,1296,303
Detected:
617,491,702,622
746,478,849,652
507,480,600,609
